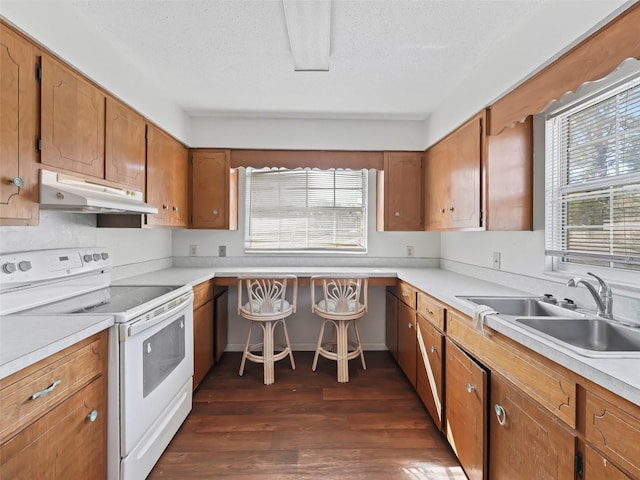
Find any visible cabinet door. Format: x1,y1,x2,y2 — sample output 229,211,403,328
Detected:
172,141,189,227
105,97,146,191
447,115,482,229
445,339,487,480
40,55,105,178
416,315,444,430
191,149,231,229
146,125,174,225
214,288,228,362
424,141,449,230
585,445,631,480
383,151,423,230
0,24,39,226
0,379,106,480
385,290,399,361
193,299,214,390
490,373,575,480
397,300,417,387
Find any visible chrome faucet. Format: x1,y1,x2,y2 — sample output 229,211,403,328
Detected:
566,272,613,319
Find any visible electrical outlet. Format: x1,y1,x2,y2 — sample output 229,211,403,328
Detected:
406,246,414,257
492,251,501,270
219,245,226,257
189,245,198,256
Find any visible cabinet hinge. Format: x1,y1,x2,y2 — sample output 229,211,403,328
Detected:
35,135,42,152
479,209,484,224
574,452,584,478
35,62,42,82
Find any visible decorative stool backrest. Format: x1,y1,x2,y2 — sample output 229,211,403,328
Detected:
311,275,368,321
238,275,298,321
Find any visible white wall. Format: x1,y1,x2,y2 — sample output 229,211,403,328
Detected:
1,1,190,143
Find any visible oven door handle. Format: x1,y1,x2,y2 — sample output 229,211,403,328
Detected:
124,291,194,338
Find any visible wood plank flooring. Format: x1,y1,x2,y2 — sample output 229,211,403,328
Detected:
149,351,465,479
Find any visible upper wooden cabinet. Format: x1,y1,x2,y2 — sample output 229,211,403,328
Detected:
0,22,39,226
190,149,237,230
378,151,423,231
105,98,146,192
425,113,483,231
40,54,105,179
146,124,189,227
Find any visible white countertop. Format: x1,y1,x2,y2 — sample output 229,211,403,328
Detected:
117,265,640,406
0,314,114,379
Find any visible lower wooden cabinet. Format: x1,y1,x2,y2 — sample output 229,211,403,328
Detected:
214,287,228,362
445,339,487,480
490,372,575,480
0,331,107,480
397,300,417,388
584,445,631,480
193,280,215,390
416,314,444,431
385,290,399,360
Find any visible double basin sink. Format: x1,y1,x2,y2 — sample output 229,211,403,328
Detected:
461,296,640,358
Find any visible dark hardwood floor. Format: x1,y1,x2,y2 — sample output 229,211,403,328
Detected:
149,351,465,479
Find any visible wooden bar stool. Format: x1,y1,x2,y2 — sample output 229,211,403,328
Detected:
310,275,368,383
237,275,298,385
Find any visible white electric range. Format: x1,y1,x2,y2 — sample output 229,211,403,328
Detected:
0,247,194,480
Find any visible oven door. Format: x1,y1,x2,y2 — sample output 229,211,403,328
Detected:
119,295,194,457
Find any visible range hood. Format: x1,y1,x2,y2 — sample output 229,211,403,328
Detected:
39,169,158,214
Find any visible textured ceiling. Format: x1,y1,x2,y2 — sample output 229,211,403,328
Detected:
37,1,590,120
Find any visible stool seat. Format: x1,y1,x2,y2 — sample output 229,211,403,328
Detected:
310,275,368,383
237,275,298,385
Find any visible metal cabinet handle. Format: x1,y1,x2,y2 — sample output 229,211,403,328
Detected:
394,211,400,217
408,323,413,329
425,307,433,314
439,208,445,214
495,404,507,426
402,292,409,297
9,176,24,188
430,346,437,353
87,410,99,422
162,204,170,210
466,383,475,393
31,379,62,400
173,206,179,212
448,206,455,212
212,209,219,215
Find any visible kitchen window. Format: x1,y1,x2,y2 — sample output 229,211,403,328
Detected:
545,68,640,283
244,167,368,253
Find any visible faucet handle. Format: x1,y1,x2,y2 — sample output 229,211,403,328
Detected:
587,272,611,296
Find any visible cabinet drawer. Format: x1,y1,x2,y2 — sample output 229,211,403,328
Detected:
447,310,576,428
193,280,214,309
585,391,640,479
0,333,105,443
396,281,417,309
417,292,446,331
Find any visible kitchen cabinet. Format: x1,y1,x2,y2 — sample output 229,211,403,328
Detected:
395,282,418,388
385,290,399,361
489,372,575,479
485,115,533,230
146,124,189,227
584,445,631,480
190,148,238,230
0,331,107,480
415,314,444,431
40,54,105,179
445,338,487,480
0,22,39,226
214,287,228,362
378,151,423,231
424,112,483,231
105,97,146,192
193,280,215,390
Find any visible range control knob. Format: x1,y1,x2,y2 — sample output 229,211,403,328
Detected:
93,253,101,261
101,252,109,260
2,262,17,274
18,261,32,272
83,254,93,263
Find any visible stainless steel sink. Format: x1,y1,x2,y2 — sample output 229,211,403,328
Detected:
516,317,640,357
462,296,584,318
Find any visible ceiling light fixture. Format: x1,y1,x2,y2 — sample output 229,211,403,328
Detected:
282,0,331,71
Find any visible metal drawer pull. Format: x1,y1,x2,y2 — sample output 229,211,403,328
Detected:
425,307,433,314
87,410,99,422
430,346,437,353
31,379,62,400
495,404,507,426
408,322,413,329
466,383,475,393
402,292,409,297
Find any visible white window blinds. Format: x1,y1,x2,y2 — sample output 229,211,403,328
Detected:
245,168,368,253
545,76,640,270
